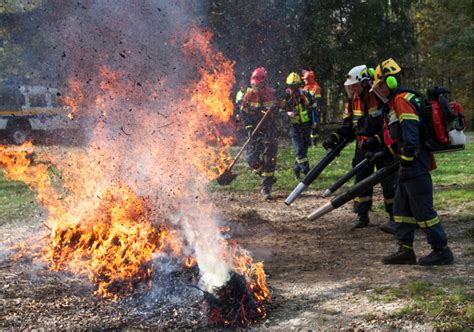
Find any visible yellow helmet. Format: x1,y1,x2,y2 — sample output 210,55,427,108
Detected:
286,72,302,87
372,58,402,90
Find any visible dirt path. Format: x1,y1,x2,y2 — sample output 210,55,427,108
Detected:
0,189,472,329
219,190,473,329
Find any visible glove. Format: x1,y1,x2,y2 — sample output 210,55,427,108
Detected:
322,132,341,150
245,125,254,137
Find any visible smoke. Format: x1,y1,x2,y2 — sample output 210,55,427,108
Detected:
208,0,308,87
7,1,238,293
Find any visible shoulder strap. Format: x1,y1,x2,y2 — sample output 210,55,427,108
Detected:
397,88,423,98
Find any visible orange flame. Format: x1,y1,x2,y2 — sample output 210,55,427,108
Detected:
0,26,269,325
43,185,184,298
182,27,236,178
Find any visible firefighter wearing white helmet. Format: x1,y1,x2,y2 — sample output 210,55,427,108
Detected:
281,72,319,180
323,64,397,233
343,64,373,98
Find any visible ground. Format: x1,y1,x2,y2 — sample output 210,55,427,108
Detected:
0,142,473,329
220,190,473,329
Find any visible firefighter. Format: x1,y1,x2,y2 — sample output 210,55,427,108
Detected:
302,70,323,146
240,67,278,200
234,78,251,123
371,58,454,265
234,79,251,141
322,65,397,232
281,72,318,180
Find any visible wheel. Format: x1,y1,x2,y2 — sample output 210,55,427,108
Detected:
7,119,32,145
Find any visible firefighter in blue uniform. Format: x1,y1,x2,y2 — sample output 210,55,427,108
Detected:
323,65,397,232
281,72,318,180
371,58,454,265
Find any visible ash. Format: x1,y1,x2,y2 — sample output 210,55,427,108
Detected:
0,253,211,329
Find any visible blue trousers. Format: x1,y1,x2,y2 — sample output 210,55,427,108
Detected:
245,134,278,184
289,122,311,174
353,144,396,215
393,167,448,250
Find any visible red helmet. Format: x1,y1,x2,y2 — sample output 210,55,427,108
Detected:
250,67,267,86
302,70,315,81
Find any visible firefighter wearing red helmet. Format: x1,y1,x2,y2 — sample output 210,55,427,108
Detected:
302,70,323,146
240,67,278,200
372,58,454,266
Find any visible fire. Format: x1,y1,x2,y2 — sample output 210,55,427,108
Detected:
0,26,270,327
44,185,183,298
182,27,236,178
208,243,271,326
184,256,197,268
0,142,66,220
62,77,84,118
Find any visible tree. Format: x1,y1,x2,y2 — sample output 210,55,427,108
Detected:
413,0,473,127
302,0,416,121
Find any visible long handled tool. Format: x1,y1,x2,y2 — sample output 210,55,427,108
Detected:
321,157,370,198
284,138,351,205
307,159,400,221
321,150,387,198
216,108,274,185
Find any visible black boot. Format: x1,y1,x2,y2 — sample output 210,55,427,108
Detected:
301,162,310,177
352,212,369,229
418,247,454,266
382,245,417,265
293,168,301,181
261,177,276,200
260,186,271,200
379,215,397,235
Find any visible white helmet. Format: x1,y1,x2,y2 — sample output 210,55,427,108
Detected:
344,65,370,86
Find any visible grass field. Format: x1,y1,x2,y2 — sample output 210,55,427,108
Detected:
211,140,474,215
0,141,473,225
0,179,39,226
0,142,473,329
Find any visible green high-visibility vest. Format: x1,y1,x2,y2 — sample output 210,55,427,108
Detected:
290,103,310,124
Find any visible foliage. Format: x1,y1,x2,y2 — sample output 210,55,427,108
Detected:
0,171,39,225
413,0,474,127
209,0,418,121
2,1,471,125
211,141,474,202
208,0,310,86
0,0,45,82
370,279,473,329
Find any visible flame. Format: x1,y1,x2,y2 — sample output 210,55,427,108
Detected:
43,185,183,298
0,26,269,326
184,256,197,268
182,27,236,178
229,243,271,320
62,77,84,118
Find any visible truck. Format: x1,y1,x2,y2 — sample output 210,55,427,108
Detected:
0,84,75,145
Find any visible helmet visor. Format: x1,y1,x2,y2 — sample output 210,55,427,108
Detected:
372,83,389,103
344,85,353,98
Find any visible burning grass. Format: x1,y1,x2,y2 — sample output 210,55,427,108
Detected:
0,143,271,326
0,25,271,328
44,185,175,298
